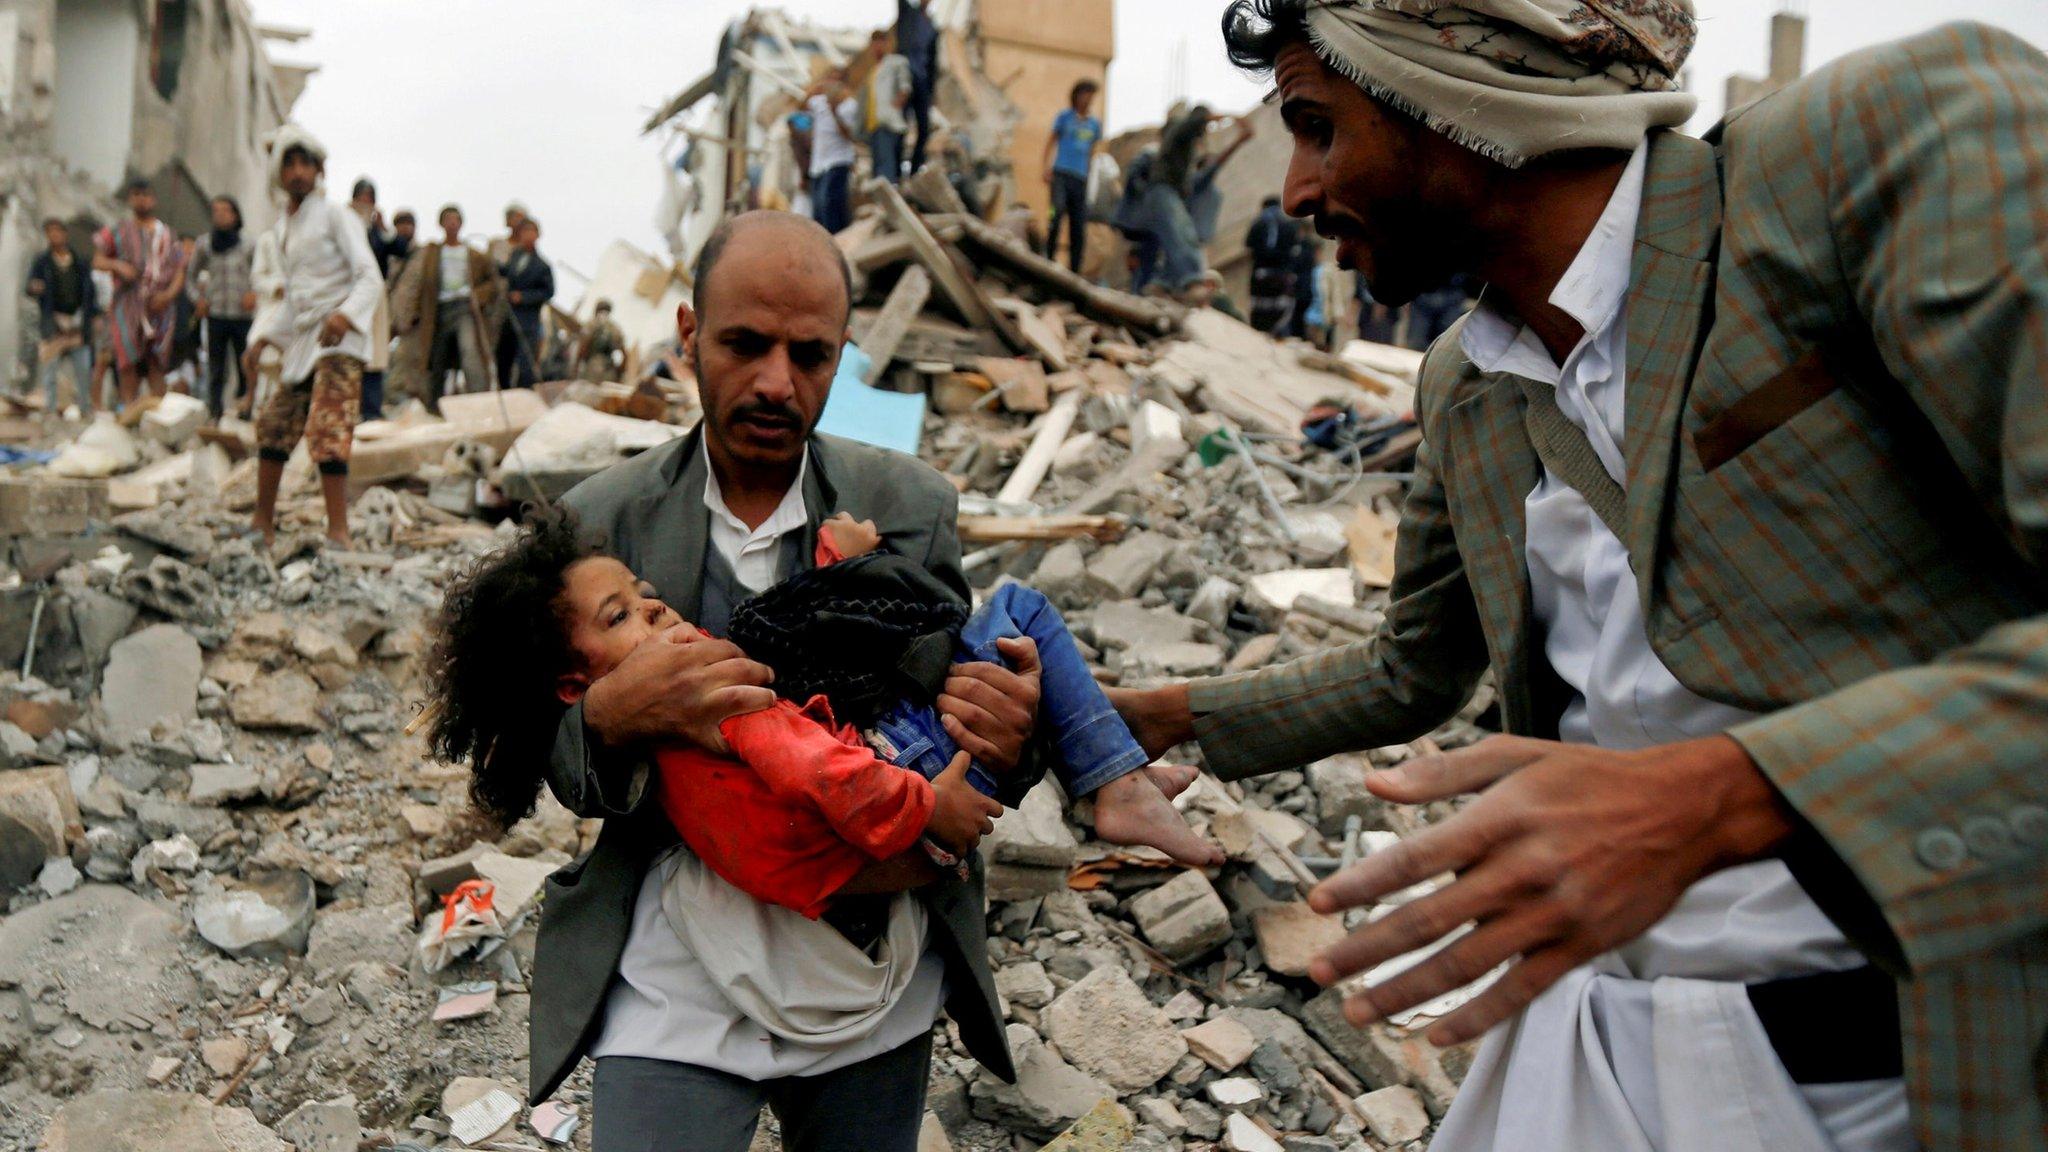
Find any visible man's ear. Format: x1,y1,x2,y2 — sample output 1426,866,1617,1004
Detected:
555,672,590,706
676,302,698,356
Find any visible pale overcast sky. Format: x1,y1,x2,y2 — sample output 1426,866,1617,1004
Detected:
249,1,2047,302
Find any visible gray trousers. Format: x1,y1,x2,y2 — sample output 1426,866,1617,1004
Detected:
428,297,489,407
590,1032,933,1152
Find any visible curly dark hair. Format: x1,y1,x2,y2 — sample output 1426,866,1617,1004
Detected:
1222,0,1314,76
426,507,604,831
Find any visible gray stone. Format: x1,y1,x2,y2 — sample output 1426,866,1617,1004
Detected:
1186,576,1241,631
1127,870,1233,963
134,796,233,843
1133,1097,1187,1138
1300,989,1459,1111
1283,1138,1343,1152
304,902,413,978
101,624,203,744
0,721,37,767
69,589,139,674
40,1090,288,1152
193,870,317,959
1090,600,1198,652
0,885,192,1029
117,554,220,621
1120,640,1227,679
996,960,1057,1010
229,670,323,733
1223,1113,1284,1152
1249,1038,1304,1093
1086,532,1177,600
988,862,1071,902
1042,965,1188,1092
1032,542,1090,606
1354,1086,1429,1146
1039,890,1101,936
274,1096,360,1152
295,987,343,1027
1305,753,1382,838
1180,1099,1223,1141
188,762,262,806
986,780,1080,868
36,855,80,897
969,1023,1118,1138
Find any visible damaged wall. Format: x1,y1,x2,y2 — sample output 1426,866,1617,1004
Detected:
2,0,300,387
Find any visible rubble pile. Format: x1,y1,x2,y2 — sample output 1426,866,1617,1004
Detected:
0,170,1486,1152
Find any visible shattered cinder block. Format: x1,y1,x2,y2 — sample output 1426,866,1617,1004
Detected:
0,476,107,538
1128,870,1233,963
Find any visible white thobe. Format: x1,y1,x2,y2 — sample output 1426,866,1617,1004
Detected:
249,194,382,385
1428,142,1913,1152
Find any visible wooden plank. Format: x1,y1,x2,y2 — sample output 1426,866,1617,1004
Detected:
873,180,991,328
848,220,964,273
993,297,1071,371
957,514,1126,545
856,266,932,384
952,212,1185,336
996,389,1084,506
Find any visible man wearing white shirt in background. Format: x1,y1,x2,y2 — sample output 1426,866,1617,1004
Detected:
804,70,860,235
244,126,383,549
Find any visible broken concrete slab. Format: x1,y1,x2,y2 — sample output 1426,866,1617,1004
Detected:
39,1090,288,1152
229,670,323,733
1085,532,1178,600
1355,1085,1430,1146
273,1096,360,1152
1043,965,1188,1092
1128,870,1233,964
193,870,317,960
1252,902,1349,978
985,780,1080,869
188,762,262,806
0,884,190,1030
1181,1016,1259,1072
101,624,203,745
969,1023,1117,1138
1089,600,1198,652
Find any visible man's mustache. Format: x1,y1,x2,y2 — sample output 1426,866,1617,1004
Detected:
731,402,803,427
1315,213,1368,241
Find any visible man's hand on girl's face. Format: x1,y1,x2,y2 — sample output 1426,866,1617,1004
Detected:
582,628,776,755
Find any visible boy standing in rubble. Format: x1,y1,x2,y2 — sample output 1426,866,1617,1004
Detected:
244,126,383,550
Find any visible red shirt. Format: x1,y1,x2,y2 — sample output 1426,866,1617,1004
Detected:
654,695,933,920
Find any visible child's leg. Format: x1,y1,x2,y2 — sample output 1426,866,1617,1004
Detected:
867,700,1001,798
959,583,1149,798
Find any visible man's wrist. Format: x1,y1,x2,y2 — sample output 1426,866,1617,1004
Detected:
1693,735,1798,867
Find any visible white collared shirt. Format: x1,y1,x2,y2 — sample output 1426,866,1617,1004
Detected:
1434,142,1908,1152
249,193,383,384
701,440,811,594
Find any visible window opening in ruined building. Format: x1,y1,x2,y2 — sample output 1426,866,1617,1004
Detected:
151,0,189,100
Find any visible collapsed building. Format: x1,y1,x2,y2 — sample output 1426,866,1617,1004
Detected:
0,0,306,388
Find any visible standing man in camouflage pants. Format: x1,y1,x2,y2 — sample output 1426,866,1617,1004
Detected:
244,126,383,549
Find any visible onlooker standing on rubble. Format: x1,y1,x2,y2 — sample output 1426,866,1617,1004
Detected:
804,71,860,234
390,205,505,410
24,218,97,418
187,195,257,420
381,210,417,280
243,126,381,550
347,178,396,421
895,0,940,174
576,299,627,383
93,177,187,406
1042,79,1103,275
1245,194,1300,331
867,31,913,186
1119,5,2048,1151
499,217,555,389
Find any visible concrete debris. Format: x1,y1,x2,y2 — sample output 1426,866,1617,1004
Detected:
39,1090,289,1152
192,870,317,960
1355,1084,1431,1146
1129,870,1234,964
99,625,203,746
1042,966,1189,1092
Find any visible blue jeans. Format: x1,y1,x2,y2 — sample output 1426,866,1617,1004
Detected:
872,129,905,185
869,583,1148,800
38,343,93,415
812,165,853,235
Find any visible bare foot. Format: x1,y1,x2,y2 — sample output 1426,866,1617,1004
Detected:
1092,769,1224,867
324,533,351,551
1143,763,1201,802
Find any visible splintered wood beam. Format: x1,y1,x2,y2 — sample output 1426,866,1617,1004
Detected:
956,514,1127,545
870,179,1032,357
857,266,931,384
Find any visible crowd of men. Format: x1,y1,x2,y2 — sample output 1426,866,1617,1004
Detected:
22,170,632,430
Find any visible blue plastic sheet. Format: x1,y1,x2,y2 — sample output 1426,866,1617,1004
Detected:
815,343,927,458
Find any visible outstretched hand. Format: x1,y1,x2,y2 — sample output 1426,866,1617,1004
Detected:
938,635,1041,775
1306,734,1794,1047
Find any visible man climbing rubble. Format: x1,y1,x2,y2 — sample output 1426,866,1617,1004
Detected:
243,125,383,551
1113,2,2048,1150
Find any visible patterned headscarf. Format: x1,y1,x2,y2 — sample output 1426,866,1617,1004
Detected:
1304,0,1700,167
